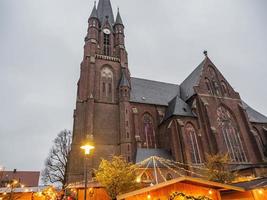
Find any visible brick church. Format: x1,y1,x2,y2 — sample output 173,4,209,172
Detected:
66,0,267,184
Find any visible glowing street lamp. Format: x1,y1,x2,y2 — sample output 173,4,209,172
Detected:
81,144,95,155
80,135,95,200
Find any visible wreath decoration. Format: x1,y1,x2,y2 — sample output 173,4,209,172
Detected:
169,192,212,200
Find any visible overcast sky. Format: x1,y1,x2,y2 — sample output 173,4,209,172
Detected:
0,0,267,171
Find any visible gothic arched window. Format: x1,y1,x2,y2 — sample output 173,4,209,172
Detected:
185,123,202,164
253,128,266,160
142,113,156,149
208,66,221,96
100,67,113,102
212,80,221,96
205,78,213,95
103,33,111,56
217,106,248,163
221,81,228,96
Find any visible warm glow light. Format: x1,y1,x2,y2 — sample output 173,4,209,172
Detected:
208,190,213,195
3,192,7,196
21,184,25,188
147,194,151,199
258,189,264,195
0,197,3,200
13,180,18,184
136,177,141,183
7,184,11,188
81,144,95,155
24,189,29,192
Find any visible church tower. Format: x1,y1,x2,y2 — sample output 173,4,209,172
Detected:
67,0,131,183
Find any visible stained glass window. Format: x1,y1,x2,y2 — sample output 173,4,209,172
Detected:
217,106,247,163
185,123,202,164
142,113,156,149
253,128,266,160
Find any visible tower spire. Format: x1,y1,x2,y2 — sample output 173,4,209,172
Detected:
89,1,98,19
97,0,114,25
115,7,124,26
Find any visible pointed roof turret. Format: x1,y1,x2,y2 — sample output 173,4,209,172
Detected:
119,69,130,88
115,8,124,26
89,2,98,19
97,0,114,25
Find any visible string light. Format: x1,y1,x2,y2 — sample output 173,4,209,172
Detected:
147,193,151,199
154,157,167,182
136,177,141,183
155,157,183,177
156,156,205,177
208,190,213,195
258,189,264,195
135,155,211,185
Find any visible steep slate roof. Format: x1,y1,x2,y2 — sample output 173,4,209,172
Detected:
130,77,179,106
1,171,40,187
129,65,267,124
97,0,114,25
136,148,173,165
232,177,267,190
242,101,267,123
164,96,195,120
180,59,206,101
89,3,98,19
115,10,123,25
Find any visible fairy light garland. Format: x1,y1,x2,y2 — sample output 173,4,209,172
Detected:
137,159,152,180
155,156,205,177
169,192,212,200
155,158,184,177
154,157,166,182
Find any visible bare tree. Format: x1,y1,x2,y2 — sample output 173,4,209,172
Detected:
42,130,72,188
0,166,4,186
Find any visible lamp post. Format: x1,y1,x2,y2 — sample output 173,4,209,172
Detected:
81,140,95,200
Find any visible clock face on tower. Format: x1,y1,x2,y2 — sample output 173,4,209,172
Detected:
103,28,111,35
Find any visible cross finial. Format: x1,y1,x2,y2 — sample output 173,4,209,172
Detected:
203,50,208,57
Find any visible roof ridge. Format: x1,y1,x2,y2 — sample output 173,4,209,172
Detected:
131,77,179,86
180,58,206,87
